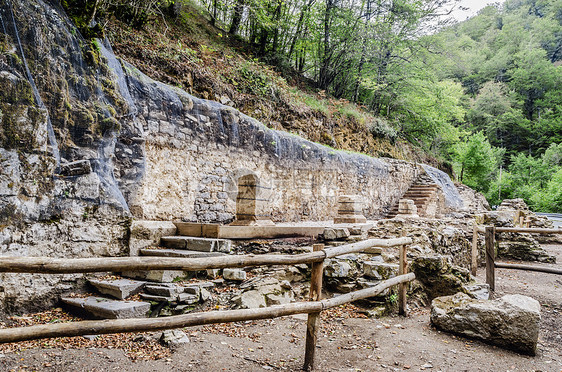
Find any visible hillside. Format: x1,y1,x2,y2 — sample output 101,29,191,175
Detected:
103,4,428,163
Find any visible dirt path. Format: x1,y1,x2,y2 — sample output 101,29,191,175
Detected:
0,246,561,372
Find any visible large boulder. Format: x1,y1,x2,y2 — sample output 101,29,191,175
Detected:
431,293,540,355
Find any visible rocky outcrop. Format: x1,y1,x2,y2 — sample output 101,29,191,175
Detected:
410,256,471,301
497,198,529,211
456,183,490,212
369,218,474,268
232,277,294,309
431,293,540,355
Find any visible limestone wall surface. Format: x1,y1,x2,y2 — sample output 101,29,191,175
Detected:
125,64,421,223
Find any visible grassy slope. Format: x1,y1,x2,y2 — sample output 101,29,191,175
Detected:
106,3,434,164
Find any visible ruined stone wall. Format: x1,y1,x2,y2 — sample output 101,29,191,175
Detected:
124,66,419,223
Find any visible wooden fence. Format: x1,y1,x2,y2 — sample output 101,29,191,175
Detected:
0,237,414,371
471,225,562,291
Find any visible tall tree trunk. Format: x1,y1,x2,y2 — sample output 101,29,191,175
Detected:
210,0,218,26
318,0,336,90
288,0,316,59
353,1,372,102
229,0,245,35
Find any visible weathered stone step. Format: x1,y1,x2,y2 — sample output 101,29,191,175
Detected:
403,192,434,197
62,296,151,319
88,278,146,300
160,236,232,253
122,270,189,283
409,186,438,190
409,184,438,188
140,248,226,258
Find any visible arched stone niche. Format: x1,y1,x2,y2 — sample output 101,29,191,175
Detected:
228,169,274,226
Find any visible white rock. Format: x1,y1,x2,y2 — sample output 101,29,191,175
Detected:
223,268,247,281
431,293,540,355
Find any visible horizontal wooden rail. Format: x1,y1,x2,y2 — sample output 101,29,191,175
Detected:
324,237,411,258
494,227,562,234
495,262,562,275
484,225,562,291
476,226,562,234
0,238,412,274
0,273,415,343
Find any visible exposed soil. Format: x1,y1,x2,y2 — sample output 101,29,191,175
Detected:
0,245,560,372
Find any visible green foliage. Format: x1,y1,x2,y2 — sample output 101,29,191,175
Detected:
236,62,273,96
452,132,504,192
62,0,176,36
531,169,562,212
368,118,397,143
486,142,562,211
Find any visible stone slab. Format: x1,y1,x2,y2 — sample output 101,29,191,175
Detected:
160,330,190,346
174,222,324,239
223,268,247,281
323,227,350,241
122,270,187,283
129,220,177,256
178,293,199,304
139,248,225,258
145,284,183,297
160,236,232,252
88,278,146,300
334,215,367,224
140,293,174,302
363,262,398,280
62,296,150,319
431,293,540,355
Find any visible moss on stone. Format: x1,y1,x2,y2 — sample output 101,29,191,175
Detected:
0,77,34,106
99,116,121,134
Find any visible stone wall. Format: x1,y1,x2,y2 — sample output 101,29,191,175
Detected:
124,65,420,222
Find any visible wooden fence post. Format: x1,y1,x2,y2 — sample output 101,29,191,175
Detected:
471,222,478,276
485,226,496,291
398,243,408,316
304,244,324,371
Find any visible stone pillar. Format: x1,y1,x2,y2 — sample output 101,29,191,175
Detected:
230,174,274,226
334,195,367,224
396,199,418,217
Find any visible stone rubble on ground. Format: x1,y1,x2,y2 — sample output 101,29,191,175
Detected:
160,330,190,347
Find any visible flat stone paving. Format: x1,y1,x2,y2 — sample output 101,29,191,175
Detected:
61,297,151,319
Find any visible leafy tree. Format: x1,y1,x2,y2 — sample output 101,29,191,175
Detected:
531,168,562,212
452,131,504,192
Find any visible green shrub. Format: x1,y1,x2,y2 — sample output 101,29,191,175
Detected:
368,118,397,143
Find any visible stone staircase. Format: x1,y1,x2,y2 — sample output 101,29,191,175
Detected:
62,233,234,320
386,176,439,218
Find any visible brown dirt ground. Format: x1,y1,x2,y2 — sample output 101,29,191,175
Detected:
0,245,560,372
